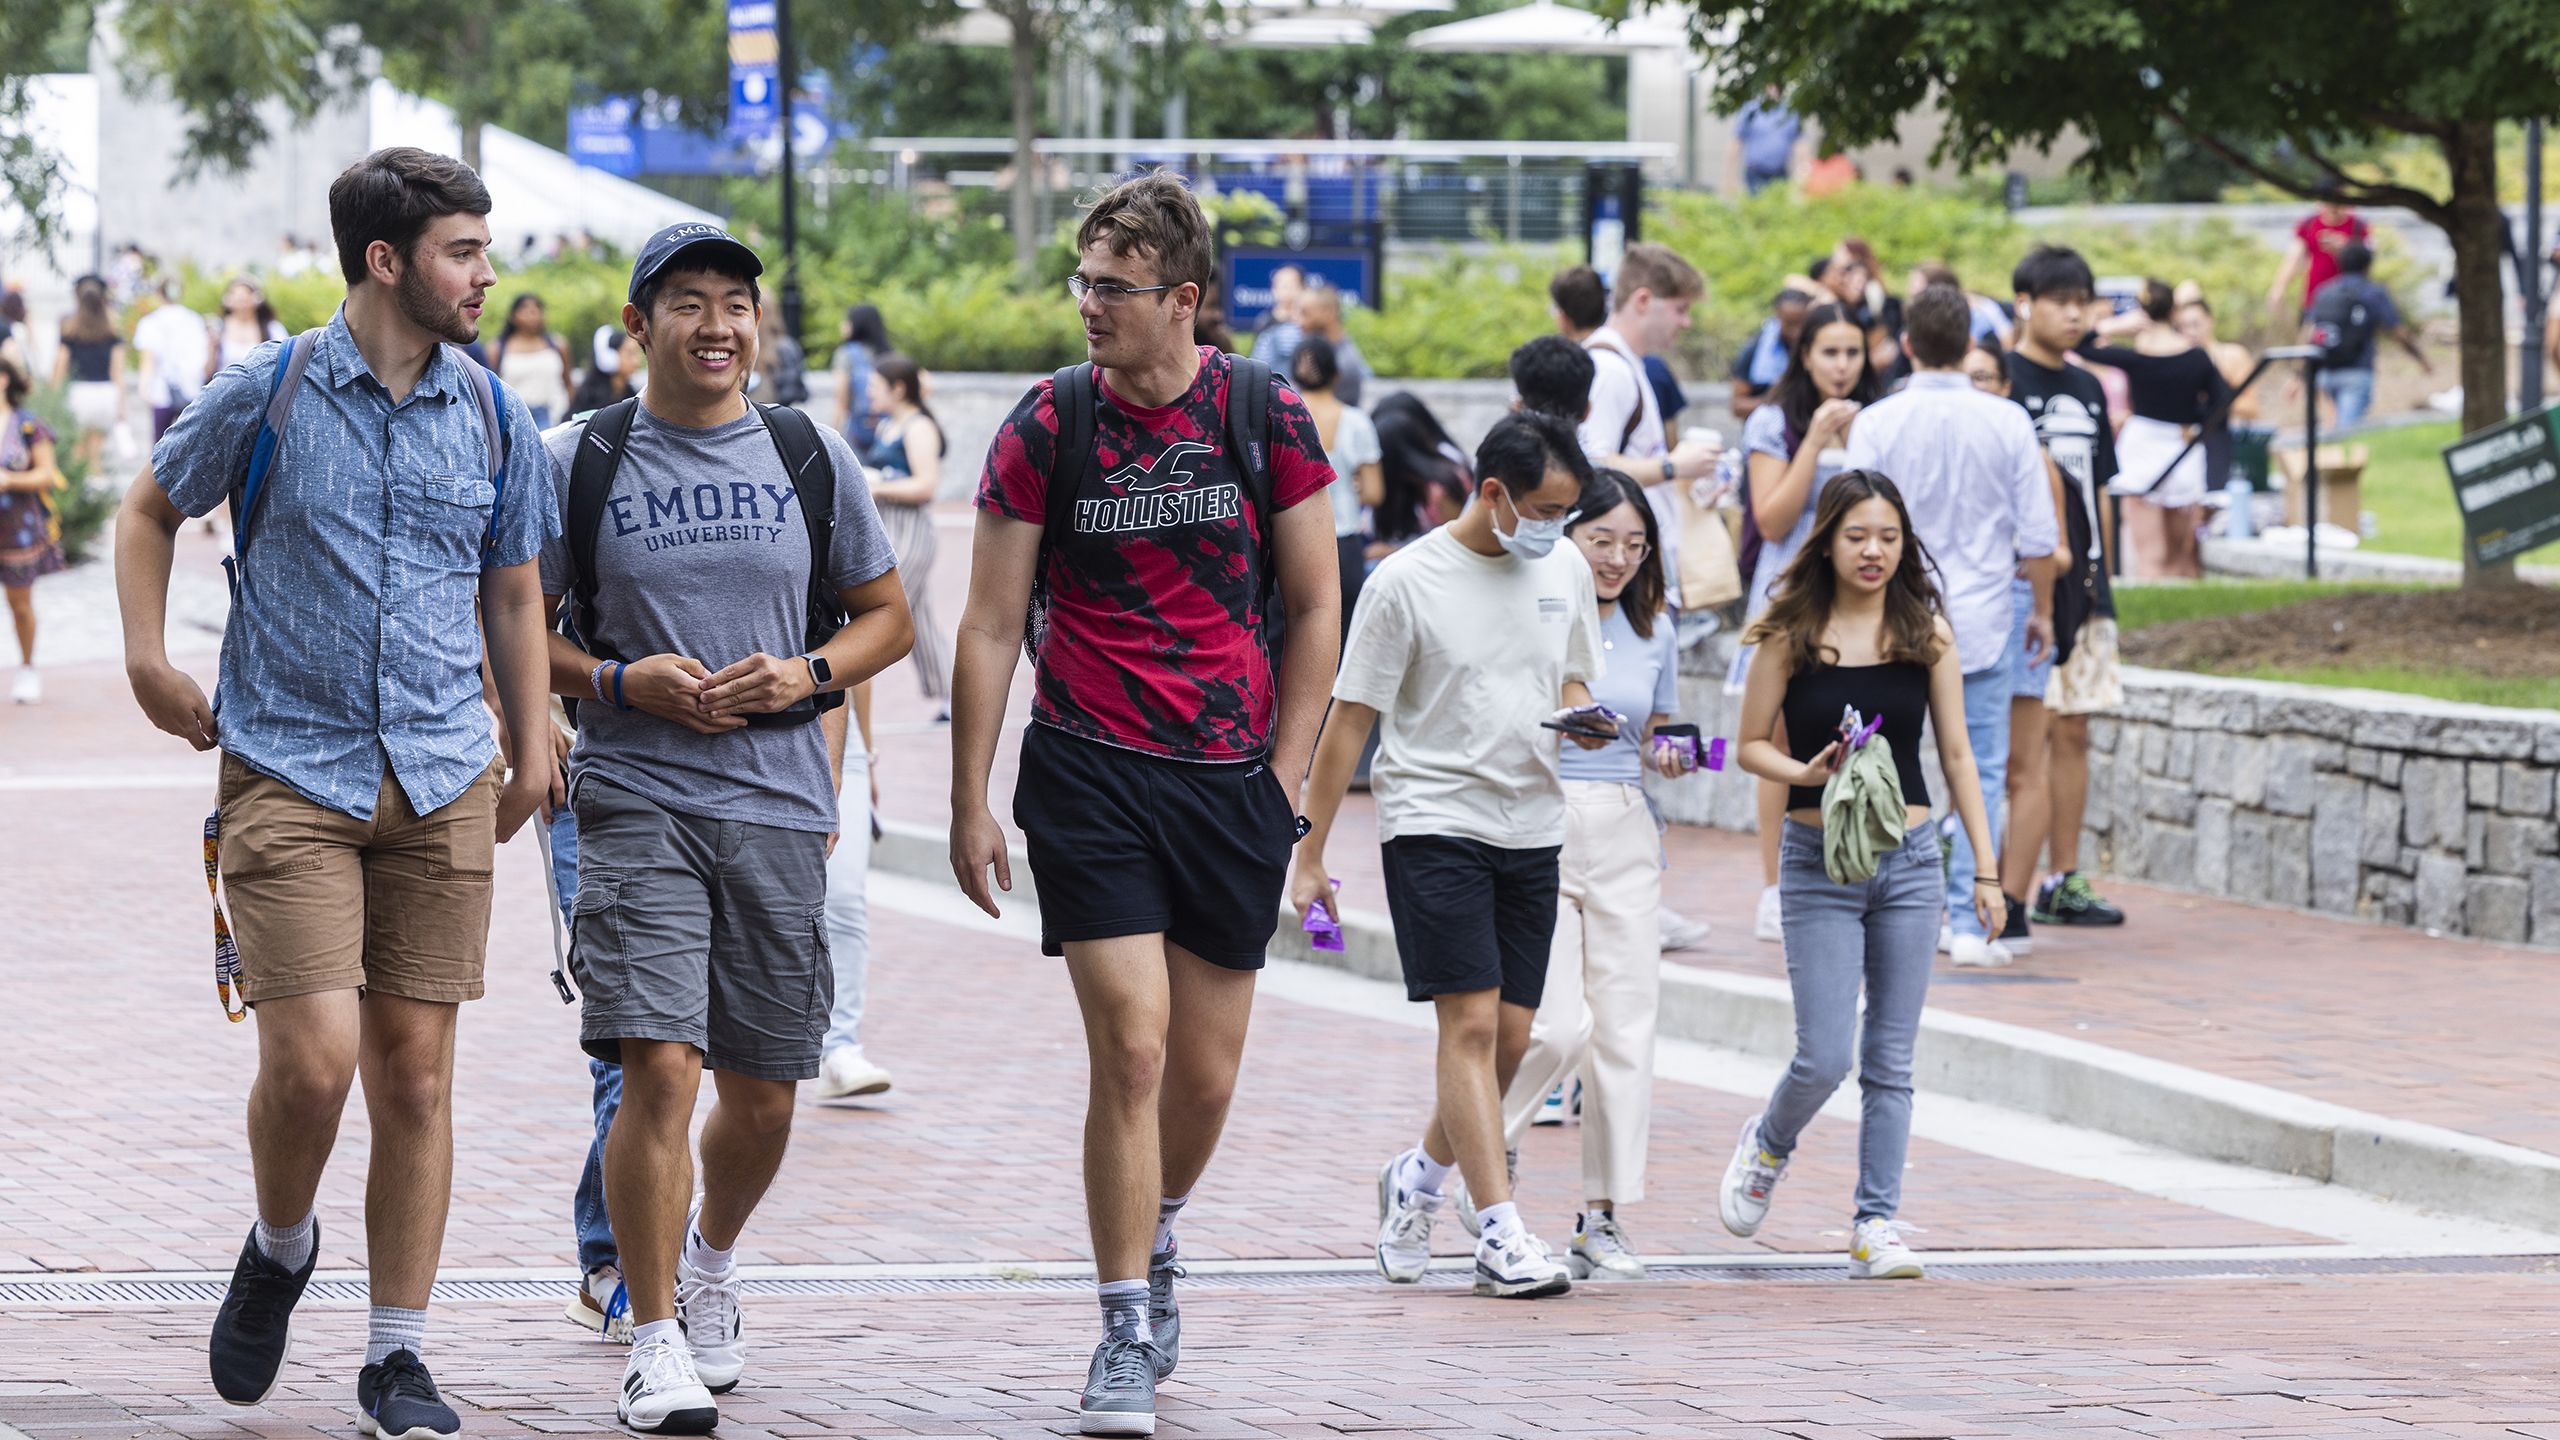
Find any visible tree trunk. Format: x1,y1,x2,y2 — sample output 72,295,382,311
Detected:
460,114,482,175
1008,10,1041,277
2441,119,2519,588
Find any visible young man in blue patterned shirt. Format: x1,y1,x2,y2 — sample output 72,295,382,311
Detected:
116,147,559,1440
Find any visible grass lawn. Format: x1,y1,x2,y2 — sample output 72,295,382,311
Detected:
2112,579,2428,632
2214,664,2560,710
2345,420,2467,562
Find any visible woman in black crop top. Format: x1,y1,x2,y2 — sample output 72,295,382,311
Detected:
2075,279,2232,580
1718,468,2002,1280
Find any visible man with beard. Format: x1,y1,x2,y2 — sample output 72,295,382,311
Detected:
116,146,558,1439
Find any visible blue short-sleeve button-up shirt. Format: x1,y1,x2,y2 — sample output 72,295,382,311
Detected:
152,309,560,821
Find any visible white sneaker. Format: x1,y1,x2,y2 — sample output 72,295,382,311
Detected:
1532,1083,1568,1127
1937,923,1953,955
814,1046,893,1100
1569,1212,1646,1280
1718,1115,1787,1238
565,1262,633,1343
9,668,38,705
1754,884,1783,944
1472,1228,1571,1298
674,1240,745,1394
1374,1153,1440,1284
617,1331,717,1434
1659,907,1712,951
1948,934,2014,968
1848,1216,1926,1279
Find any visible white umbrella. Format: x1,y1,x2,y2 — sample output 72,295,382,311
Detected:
1404,0,1686,55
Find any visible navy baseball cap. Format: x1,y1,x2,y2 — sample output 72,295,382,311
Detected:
628,222,764,303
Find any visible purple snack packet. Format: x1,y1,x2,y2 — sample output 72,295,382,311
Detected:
1304,881,1345,952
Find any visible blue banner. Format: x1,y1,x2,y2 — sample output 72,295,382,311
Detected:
728,0,779,143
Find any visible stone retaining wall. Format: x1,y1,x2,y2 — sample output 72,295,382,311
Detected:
1649,636,2560,949
2083,669,2560,947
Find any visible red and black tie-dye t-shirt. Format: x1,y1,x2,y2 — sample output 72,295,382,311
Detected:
977,346,1333,762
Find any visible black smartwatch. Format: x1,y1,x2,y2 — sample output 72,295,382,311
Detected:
801,653,832,692
1658,456,1676,483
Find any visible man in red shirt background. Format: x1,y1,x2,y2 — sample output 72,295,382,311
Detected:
2265,184,2372,316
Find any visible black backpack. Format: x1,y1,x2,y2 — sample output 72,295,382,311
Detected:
1024,355,1277,662
562,397,846,726
2309,283,2380,369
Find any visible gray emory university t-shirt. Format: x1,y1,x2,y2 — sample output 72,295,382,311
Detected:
539,404,897,833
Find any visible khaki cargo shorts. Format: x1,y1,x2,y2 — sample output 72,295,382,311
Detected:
217,754,501,1005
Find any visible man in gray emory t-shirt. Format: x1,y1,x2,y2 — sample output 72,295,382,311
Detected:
538,223,912,1432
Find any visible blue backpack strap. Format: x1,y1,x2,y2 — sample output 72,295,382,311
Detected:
448,346,511,553
225,329,324,600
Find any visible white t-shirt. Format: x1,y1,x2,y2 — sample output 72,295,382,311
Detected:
1576,324,1664,462
1319,402,1381,539
133,303,211,407
1334,526,1605,849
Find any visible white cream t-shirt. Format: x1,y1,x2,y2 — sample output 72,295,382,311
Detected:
1334,525,1605,849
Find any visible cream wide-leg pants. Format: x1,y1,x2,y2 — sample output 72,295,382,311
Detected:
1498,779,1664,1204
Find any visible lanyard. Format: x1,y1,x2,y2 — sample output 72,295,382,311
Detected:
535,810,577,1006
203,811,247,1022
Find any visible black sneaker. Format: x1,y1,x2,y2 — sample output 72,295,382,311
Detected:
1146,1243,1184,1380
1999,894,2033,955
209,1220,318,1405
2034,871,2127,927
357,1349,461,1440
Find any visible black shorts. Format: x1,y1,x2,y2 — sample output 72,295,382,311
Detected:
1012,723,1297,969
1379,835,1562,1007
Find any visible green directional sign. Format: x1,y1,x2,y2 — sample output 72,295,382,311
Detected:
2443,404,2560,565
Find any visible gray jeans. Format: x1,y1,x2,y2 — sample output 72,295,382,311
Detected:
1755,819,1942,1223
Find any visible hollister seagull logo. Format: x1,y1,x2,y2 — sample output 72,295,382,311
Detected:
1107,440,1215,492
1078,440,1242,534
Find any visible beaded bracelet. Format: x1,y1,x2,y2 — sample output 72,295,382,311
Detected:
590,661,612,705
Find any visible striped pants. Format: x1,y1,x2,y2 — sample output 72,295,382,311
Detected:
879,501,946,701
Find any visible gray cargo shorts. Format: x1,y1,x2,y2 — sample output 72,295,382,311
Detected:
569,775,832,1081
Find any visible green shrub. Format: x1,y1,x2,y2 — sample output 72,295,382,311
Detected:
1348,244,1574,380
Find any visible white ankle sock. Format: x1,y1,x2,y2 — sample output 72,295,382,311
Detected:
1402,1147,1453,1197
1153,1194,1188,1257
1477,1201,1521,1242
365,1305,425,1366
253,1211,315,1273
633,1318,680,1347
683,1224,734,1275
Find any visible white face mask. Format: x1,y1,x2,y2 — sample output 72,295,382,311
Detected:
1494,488,1570,561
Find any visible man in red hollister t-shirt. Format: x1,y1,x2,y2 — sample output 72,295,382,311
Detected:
949,170,1339,1436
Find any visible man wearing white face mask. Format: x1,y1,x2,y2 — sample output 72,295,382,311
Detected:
1292,410,1606,1301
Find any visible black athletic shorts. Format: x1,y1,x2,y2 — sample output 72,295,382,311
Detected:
1012,723,1298,969
1379,834,1562,1007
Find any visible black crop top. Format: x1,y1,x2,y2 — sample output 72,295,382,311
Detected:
1781,660,1932,812
2075,335,2232,428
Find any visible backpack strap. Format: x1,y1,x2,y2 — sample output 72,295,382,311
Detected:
564,397,641,647
754,400,844,723
1223,355,1277,588
1045,362,1097,541
223,328,325,603
1584,336,1647,455
448,345,512,554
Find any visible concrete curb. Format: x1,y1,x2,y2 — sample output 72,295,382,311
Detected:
880,818,2560,1232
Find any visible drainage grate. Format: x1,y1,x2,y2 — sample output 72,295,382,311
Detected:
5,1253,2556,1307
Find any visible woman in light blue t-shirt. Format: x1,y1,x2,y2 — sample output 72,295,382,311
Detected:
1729,302,1879,943
1483,467,1696,1282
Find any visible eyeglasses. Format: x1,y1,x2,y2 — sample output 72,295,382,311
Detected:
1577,534,1650,561
1068,276,1175,307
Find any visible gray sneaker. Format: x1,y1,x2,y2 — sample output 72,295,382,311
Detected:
1145,1245,1182,1380
1077,1334,1158,1436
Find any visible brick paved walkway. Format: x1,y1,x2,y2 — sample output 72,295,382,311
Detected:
9,523,2560,1439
